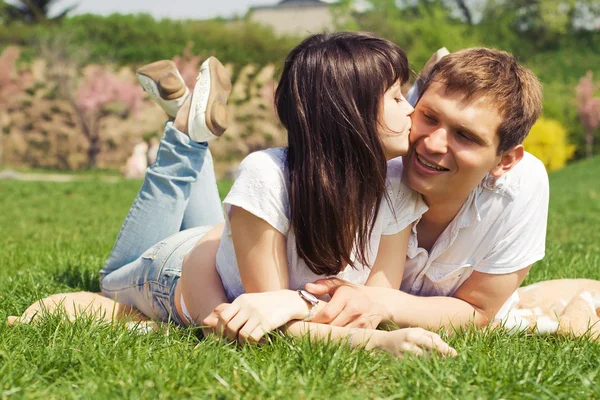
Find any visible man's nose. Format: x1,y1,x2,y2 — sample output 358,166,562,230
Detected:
423,127,448,153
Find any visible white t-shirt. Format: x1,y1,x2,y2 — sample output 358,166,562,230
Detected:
216,148,428,302
400,152,549,297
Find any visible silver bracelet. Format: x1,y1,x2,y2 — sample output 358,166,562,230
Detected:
303,304,319,321
297,290,320,321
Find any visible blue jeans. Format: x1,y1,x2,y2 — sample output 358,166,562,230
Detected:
99,122,224,325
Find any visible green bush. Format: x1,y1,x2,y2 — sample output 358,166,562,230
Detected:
17,14,302,68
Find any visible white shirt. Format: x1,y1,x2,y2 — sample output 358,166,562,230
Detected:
399,152,549,297
216,148,428,302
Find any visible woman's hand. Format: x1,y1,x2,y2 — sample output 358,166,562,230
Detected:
203,290,312,344
371,328,457,358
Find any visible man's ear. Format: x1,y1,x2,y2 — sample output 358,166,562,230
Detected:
489,144,524,178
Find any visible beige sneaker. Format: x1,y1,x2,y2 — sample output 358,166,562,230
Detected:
186,56,232,142
136,60,190,118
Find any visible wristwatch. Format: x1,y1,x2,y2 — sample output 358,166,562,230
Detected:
297,289,319,321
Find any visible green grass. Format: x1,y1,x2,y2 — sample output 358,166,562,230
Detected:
1,160,599,399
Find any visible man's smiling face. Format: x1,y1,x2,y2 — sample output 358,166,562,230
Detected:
403,81,506,203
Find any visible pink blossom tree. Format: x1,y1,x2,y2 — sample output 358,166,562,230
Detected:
72,66,145,167
576,71,600,158
40,36,146,168
0,47,21,99
0,46,32,167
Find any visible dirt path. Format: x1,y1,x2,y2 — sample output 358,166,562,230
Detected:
0,169,125,183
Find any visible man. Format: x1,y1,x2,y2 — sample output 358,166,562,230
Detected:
307,47,549,331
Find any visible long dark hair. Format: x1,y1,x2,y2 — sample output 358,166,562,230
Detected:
275,32,409,275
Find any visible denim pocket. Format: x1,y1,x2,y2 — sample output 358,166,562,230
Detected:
141,240,168,261
150,291,174,321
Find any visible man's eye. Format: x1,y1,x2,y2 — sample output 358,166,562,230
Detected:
422,112,437,124
456,131,474,142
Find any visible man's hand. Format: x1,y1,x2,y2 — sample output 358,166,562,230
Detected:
305,278,387,329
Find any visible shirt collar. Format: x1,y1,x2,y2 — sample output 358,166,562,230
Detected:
455,188,482,230
481,171,517,200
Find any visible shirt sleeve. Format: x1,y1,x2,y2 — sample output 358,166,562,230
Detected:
381,158,428,235
223,149,290,235
475,157,549,274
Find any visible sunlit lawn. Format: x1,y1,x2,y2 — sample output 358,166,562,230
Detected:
1,158,599,399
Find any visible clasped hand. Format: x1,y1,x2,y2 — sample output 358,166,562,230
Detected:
306,278,387,329
203,278,386,344
203,289,308,344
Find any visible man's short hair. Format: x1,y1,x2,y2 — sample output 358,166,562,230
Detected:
420,48,543,154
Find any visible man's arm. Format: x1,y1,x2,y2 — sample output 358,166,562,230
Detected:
309,266,531,330
385,267,531,329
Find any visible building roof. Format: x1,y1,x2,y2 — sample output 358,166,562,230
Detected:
251,0,330,10
279,0,326,4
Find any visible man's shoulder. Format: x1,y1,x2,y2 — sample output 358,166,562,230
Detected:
512,152,548,179
483,151,548,201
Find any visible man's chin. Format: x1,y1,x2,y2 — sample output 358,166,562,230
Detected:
403,160,436,196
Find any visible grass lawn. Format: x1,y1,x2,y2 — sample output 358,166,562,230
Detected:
1,157,599,399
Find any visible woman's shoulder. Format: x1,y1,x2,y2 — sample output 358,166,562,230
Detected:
385,157,410,194
240,148,287,172
385,156,425,210
225,147,291,233
234,148,289,189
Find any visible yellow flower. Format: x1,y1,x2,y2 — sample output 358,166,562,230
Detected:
523,117,576,171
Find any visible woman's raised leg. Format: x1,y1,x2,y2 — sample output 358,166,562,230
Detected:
101,57,231,282
180,146,225,230
101,121,211,280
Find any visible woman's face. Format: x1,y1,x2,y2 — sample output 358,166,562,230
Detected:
378,81,414,160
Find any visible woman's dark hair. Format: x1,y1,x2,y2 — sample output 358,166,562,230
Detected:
275,32,409,275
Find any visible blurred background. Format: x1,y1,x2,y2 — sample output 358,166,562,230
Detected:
0,0,598,178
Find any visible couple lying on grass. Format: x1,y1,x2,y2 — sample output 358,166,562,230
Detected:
13,32,564,356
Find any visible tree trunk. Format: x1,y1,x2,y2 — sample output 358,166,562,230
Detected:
454,0,473,25
585,129,594,158
0,113,3,168
88,136,100,168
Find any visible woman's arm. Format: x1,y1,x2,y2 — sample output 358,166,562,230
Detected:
204,300,456,357
364,226,410,289
203,296,456,358
229,205,289,292
180,216,312,339
321,226,410,328
186,206,316,340
285,321,456,358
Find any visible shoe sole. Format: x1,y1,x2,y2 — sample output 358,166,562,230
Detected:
204,57,232,137
136,60,188,100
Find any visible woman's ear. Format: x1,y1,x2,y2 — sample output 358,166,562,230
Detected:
489,144,525,178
